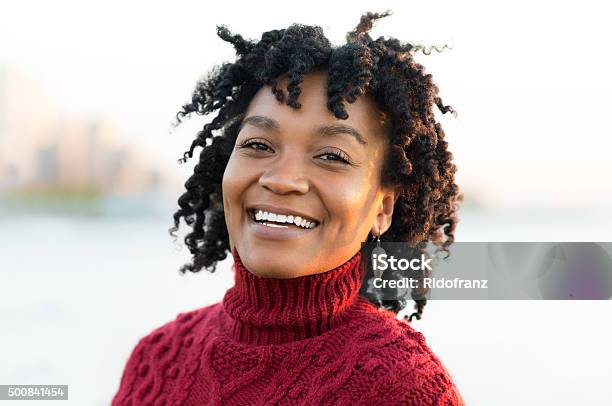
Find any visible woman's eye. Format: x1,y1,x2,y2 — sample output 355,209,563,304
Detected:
317,151,351,165
238,140,272,152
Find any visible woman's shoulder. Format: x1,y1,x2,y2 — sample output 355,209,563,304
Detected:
350,304,465,405
154,302,223,339
131,301,223,353
111,302,223,405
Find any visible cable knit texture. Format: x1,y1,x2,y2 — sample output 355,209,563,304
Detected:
112,248,465,405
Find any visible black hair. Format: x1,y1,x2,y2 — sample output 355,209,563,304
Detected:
169,10,462,322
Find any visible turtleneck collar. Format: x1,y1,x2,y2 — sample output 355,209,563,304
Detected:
221,247,365,345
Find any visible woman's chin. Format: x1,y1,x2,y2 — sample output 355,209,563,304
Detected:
248,262,301,279
237,247,311,279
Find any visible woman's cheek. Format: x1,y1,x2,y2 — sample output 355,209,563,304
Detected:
323,181,369,229
222,159,247,200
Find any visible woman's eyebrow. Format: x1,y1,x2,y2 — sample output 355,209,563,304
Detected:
317,124,367,145
240,115,280,132
241,115,368,146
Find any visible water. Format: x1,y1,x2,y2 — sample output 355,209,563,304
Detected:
0,209,611,405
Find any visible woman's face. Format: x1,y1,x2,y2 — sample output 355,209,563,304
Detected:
222,70,398,278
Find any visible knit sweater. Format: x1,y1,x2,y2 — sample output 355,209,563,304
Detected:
111,248,464,406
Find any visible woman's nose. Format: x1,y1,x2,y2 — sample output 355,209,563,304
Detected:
258,154,309,195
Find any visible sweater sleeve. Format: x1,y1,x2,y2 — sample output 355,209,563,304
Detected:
111,305,220,405
110,320,179,406
383,355,465,406
365,328,465,406
111,335,149,405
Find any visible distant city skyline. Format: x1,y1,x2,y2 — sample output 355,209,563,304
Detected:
0,65,171,196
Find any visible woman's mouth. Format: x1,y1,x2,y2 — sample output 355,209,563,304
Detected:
246,208,320,240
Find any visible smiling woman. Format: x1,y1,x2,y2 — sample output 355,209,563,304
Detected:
223,70,398,279
112,10,464,406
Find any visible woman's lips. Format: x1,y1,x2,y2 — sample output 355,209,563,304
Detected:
246,210,318,241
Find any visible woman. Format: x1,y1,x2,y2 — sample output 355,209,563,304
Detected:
112,10,464,405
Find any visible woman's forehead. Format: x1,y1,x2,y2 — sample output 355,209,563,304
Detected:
245,71,390,142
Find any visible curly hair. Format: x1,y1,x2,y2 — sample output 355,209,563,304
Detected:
168,10,462,322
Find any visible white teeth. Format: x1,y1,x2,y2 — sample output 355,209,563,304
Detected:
252,210,317,229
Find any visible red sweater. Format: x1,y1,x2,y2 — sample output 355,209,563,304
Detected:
112,248,464,405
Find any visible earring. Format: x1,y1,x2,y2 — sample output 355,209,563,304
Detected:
376,230,381,247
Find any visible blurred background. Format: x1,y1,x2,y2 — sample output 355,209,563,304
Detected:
1,0,611,404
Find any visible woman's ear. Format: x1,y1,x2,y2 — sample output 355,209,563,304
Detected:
372,186,401,236
391,185,401,205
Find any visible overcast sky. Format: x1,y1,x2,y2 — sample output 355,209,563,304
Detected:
1,0,611,209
